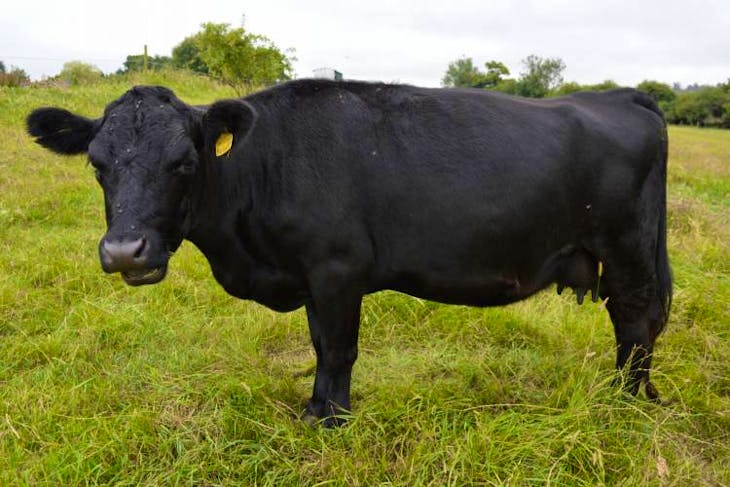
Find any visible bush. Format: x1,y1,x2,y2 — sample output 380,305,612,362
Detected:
0,66,30,87
551,82,584,96
637,80,676,105
672,92,711,126
551,80,621,97
119,54,173,73
584,80,620,91
668,87,729,127
58,61,103,86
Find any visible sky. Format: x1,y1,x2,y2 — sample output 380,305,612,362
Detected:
1,0,728,88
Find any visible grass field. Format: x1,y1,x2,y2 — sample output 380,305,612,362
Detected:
1,72,728,485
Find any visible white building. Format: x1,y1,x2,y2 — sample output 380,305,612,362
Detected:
313,68,343,81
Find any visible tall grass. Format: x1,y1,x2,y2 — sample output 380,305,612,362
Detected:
1,75,728,485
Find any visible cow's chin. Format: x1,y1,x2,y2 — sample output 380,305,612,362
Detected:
121,266,167,286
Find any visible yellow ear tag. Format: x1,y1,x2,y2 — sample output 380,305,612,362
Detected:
215,132,233,157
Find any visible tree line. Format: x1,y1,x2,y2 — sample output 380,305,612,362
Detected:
3,33,729,129
442,56,730,128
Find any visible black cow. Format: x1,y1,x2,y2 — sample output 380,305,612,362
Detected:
27,80,672,426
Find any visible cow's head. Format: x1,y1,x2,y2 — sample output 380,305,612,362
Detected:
27,86,256,286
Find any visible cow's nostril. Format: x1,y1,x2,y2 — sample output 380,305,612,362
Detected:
100,236,149,272
133,237,147,259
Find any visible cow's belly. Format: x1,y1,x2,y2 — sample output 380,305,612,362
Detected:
387,275,540,306
379,243,599,307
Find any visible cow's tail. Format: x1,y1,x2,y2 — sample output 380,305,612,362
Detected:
635,90,673,334
654,122,673,334
630,90,673,333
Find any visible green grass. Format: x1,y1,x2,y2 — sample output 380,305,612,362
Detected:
1,74,729,485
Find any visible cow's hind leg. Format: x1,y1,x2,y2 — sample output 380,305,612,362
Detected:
605,280,666,402
303,288,362,427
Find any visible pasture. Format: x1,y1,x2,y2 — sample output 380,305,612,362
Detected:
0,72,728,485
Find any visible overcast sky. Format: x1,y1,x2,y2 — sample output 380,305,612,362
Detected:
2,0,728,88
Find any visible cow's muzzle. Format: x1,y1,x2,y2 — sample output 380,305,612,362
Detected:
99,235,168,286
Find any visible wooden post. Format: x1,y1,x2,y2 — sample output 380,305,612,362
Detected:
143,45,148,71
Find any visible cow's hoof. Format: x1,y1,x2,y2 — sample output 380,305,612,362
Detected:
301,411,348,428
645,381,663,404
612,376,641,397
302,400,324,427
302,411,320,427
322,414,349,428
301,401,350,428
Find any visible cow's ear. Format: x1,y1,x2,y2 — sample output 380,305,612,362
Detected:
27,107,99,155
202,99,258,158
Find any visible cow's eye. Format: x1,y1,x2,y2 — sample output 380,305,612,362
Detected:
169,156,197,176
175,161,196,176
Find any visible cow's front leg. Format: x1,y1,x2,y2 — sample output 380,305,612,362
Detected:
303,290,362,428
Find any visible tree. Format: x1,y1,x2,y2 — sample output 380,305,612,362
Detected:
194,22,294,94
441,58,510,89
58,61,103,85
441,57,484,88
516,55,566,98
172,35,209,74
0,61,5,74
482,61,510,88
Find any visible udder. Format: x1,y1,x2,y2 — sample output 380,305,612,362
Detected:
554,248,601,304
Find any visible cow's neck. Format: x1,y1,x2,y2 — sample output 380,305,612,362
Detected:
183,152,259,291
183,154,308,310
186,154,250,253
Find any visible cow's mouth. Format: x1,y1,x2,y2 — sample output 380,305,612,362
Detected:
121,266,167,286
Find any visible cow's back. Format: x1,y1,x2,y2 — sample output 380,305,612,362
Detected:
239,81,665,305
